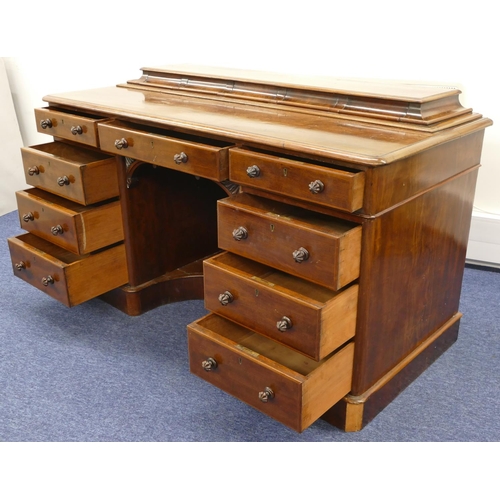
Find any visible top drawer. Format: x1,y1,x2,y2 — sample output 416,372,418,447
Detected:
230,148,365,213
35,107,107,148
98,121,233,181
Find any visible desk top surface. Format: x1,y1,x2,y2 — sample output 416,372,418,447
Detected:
42,65,492,166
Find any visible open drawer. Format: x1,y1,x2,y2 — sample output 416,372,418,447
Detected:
188,313,354,432
8,233,128,307
230,148,365,212
217,193,362,290
203,252,358,361
21,141,119,205
35,107,108,148
98,120,233,181
16,188,124,255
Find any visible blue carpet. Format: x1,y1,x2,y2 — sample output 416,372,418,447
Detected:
1,209,499,442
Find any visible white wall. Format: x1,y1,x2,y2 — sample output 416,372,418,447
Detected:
2,0,499,262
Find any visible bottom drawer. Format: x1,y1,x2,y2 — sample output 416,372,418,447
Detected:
188,313,354,432
8,233,128,307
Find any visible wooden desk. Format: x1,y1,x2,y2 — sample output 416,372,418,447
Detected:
7,65,492,432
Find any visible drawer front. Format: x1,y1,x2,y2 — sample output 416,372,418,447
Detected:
35,108,105,147
188,314,354,432
230,148,365,212
8,233,128,307
16,188,124,255
21,142,119,205
98,121,231,181
204,252,358,360
217,193,362,290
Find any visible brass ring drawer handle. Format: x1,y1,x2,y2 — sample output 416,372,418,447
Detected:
218,291,234,306
258,387,274,403
15,261,26,271
41,275,55,286
71,125,83,135
114,138,129,150
276,316,292,331
174,152,188,164
57,176,70,186
40,118,53,129
51,225,64,236
292,247,309,263
308,179,324,194
202,357,218,371
28,166,40,176
232,226,248,241
246,165,261,178
22,212,35,223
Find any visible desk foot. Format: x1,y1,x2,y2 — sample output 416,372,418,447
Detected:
322,314,461,432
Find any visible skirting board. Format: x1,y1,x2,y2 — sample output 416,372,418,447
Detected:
466,212,500,269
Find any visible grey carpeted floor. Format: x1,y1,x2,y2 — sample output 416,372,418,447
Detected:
1,209,499,442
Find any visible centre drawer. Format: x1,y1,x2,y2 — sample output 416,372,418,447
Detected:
188,313,354,433
16,188,124,255
98,121,233,181
21,142,119,205
8,233,128,307
217,193,362,290
204,252,358,361
229,148,365,212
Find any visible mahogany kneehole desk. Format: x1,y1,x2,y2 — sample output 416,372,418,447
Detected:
7,65,492,432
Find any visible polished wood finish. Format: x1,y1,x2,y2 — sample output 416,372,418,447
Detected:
217,193,362,290
98,120,232,182
204,252,358,360
16,188,123,254
115,160,228,287
8,233,128,307
188,313,354,432
7,65,493,432
21,142,119,205
229,148,365,212
35,107,106,148
323,314,461,431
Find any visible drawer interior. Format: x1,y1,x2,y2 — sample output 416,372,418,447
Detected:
26,141,113,164
103,120,234,148
221,192,360,236
15,232,91,264
196,314,328,376
209,252,345,304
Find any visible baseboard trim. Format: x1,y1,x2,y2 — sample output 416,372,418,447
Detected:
466,212,500,267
